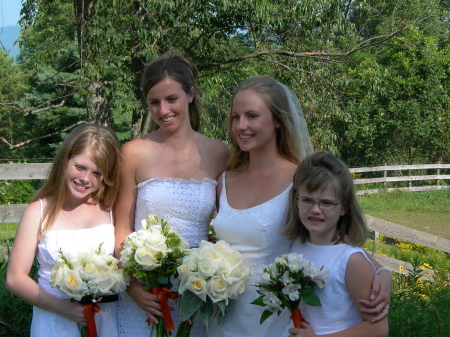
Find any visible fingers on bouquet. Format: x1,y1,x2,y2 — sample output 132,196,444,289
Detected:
119,214,190,337
252,252,328,329
50,243,129,337
176,240,252,337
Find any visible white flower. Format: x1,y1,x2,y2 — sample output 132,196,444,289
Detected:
281,271,294,285
282,282,301,301
79,262,99,280
50,263,70,287
148,214,159,226
185,272,207,301
286,252,307,272
59,270,84,301
261,290,283,313
311,266,329,289
144,229,169,256
207,275,229,304
211,240,233,258
96,269,117,293
134,247,160,270
222,265,251,284
198,259,218,278
227,280,246,300
225,251,242,268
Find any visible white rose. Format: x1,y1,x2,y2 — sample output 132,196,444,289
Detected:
134,247,159,270
226,251,242,267
79,262,99,280
216,258,232,274
206,275,229,304
148,214,159,225
110,271,129,293
198,259,218,278
140,219,148,230
198,240,213,250
212,240,233,257
185,272,207,301
227,280,246,299
144,230,168,256
50,263,70,287
96,269,116,293
59,270,84,301
197,248,217,261
177,234,190,251
223,265,251,284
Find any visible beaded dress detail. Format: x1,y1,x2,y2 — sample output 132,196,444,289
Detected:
118,177,217,337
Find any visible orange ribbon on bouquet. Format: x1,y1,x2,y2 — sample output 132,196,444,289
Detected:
290,308,309,329
83,302,101,337
145,286,179,332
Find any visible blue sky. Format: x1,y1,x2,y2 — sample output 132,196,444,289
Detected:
1,0,22,27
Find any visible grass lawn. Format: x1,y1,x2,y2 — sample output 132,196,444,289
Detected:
0,222,18,242
357,188,450,240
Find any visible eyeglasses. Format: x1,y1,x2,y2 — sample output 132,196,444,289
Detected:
297,197,341,210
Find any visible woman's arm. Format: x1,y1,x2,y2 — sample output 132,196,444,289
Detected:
287,252,388,337
114,141,162,323
358,253,392,321
6,201,86,325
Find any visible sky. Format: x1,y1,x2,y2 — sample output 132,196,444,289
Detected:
0,0,22,27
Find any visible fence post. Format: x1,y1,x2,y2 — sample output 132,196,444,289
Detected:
437,160,441,188
383,163,387,189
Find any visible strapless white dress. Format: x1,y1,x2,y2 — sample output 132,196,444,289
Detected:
208,172,292,337
118,177,217,337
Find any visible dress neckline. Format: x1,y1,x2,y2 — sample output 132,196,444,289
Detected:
138,176,218,187
221,172,292,211
43,223,113,234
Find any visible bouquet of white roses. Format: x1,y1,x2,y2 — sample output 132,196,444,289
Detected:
252,252,328,329
50,243,129,337
120,214,189,337
176,240,252,336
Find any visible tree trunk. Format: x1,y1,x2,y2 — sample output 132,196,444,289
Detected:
86,81,109,126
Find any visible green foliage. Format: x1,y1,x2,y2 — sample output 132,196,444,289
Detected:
0,241,37,337
389,260,450,337
0,180,38,205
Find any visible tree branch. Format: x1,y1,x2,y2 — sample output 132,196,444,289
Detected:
0,121,88,149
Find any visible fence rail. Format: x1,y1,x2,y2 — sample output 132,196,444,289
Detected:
1,162,449,257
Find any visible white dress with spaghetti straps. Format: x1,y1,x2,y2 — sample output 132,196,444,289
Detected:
31,200,118,337
208,172,292,337
118,177,217,337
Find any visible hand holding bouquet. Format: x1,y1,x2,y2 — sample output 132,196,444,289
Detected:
119,214,189,336
252,252,328,329
176,240,252,336
50,243,129,337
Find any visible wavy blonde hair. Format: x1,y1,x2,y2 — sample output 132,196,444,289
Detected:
227,75,305,171
32,124,122,233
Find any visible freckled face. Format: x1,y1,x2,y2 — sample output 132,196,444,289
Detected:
231,89,278,153
65,152,103,201
146,77,194,132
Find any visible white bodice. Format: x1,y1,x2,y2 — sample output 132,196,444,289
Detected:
37,224,115,299
208,172,292,337
118,177,217,337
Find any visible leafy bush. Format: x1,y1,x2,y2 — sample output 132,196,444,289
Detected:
0,241,36,337
0,180,39,205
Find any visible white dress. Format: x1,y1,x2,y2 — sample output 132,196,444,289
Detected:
208,172,292,337
282,241,376,336
31,204,118,337
118,177,217,337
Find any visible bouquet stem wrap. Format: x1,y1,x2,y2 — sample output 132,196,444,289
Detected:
290,308,308,328
83,302,101,337
145,286,179,332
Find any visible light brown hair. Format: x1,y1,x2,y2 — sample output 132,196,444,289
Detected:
32,124,122,233
283,152,367,246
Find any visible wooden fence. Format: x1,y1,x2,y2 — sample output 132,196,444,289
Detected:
1,162,450,274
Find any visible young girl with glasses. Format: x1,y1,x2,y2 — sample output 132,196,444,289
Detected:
282,151,389,336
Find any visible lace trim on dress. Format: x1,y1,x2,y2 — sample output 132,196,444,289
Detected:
137,176,218,188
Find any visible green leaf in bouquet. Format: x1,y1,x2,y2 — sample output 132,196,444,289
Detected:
200,298,214,330
216,300,226,318
179,290,204,321
251,295,265,307
302,291,322,307
260,309,273,324
157,275,169,285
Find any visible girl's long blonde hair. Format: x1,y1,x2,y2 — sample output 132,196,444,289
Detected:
32,124,122,233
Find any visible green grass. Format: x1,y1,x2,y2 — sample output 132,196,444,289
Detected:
0,223,18,242
358,188,450,240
